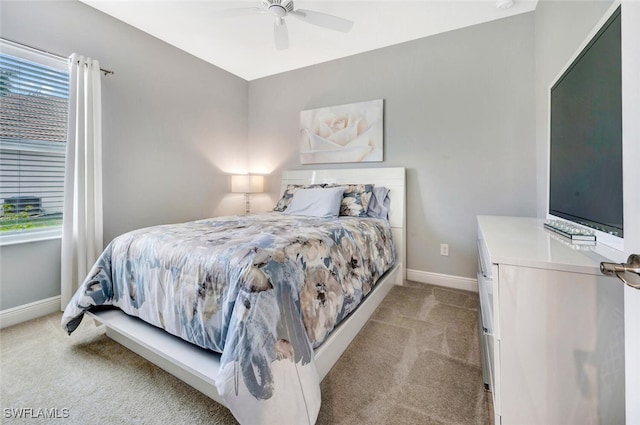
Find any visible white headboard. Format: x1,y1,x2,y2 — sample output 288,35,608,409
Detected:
280,167,406,285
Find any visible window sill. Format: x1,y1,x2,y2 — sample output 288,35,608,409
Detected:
0,227,62,247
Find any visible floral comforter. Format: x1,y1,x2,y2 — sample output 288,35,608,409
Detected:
61,213,395,424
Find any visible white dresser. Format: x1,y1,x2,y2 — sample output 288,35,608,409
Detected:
476,215,625,425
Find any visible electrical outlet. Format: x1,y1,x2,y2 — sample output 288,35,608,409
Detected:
440,243,449,256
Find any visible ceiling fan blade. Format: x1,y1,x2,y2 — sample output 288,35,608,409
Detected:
274,19,289,50
211,7,265,18
289,9,354,33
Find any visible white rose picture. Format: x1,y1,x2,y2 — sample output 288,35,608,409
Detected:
300,99,383,164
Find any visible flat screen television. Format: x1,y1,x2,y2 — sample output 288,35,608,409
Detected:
548,6,623,245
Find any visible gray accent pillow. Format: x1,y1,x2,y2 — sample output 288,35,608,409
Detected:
283,187,346,218
327,183,374,217
367,186,391,220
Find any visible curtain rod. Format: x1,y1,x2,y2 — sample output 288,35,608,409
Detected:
0,37,114,76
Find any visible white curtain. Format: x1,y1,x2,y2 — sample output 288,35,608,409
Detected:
61,55,103,309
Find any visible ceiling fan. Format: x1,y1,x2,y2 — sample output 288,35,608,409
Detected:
214,0,354,50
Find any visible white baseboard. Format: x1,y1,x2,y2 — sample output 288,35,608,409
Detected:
0,296,61,329
406,269,478,293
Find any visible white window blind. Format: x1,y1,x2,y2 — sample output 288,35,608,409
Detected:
0,40,69,240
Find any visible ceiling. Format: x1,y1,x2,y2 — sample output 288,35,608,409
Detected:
79,0,538,81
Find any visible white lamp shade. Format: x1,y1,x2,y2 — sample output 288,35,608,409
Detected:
231,174,264,193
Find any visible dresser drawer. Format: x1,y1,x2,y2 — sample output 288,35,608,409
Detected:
477,272,494,335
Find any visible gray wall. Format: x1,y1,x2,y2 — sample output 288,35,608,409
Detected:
0,239,61,309
248,13,537,279
0,0,248,310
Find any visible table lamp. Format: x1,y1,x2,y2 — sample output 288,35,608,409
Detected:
231,174,264,214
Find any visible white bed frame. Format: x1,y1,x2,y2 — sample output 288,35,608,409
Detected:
87,167,406,408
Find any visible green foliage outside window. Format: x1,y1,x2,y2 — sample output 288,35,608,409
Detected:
0,204,62,232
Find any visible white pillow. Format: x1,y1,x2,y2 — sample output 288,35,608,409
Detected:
284,187,346,218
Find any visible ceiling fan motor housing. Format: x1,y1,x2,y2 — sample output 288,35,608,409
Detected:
261,0,294,14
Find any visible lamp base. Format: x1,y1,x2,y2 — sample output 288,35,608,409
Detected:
244,193,251,215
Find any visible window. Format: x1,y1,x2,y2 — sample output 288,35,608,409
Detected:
0,40,69,244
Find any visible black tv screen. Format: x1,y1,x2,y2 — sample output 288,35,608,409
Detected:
549,6,623,237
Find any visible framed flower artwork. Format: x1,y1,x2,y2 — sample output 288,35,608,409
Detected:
299,99,383,164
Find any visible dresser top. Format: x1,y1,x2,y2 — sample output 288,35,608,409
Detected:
477,215,625,275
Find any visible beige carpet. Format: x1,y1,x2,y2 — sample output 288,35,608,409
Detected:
0,282,491,424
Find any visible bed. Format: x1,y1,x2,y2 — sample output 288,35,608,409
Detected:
61,167,406,424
